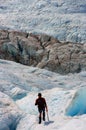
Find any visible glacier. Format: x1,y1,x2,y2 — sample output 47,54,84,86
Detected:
0,0,86,43
0,0,86,130
0,59,86,130
66,87,86,116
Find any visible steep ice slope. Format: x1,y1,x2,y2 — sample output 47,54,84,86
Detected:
0,0,86,43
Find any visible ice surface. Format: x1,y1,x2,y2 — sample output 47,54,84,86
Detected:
0,0,86,43
66,87,86,116
0,59,86,130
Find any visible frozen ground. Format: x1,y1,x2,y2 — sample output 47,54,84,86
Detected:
0,59,86,130
0,0,86,43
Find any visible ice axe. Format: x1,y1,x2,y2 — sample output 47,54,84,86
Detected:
46,111,49,122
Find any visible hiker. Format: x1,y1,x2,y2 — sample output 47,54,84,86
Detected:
35,93,48,124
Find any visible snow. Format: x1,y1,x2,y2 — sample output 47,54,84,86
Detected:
0,91,22,130
0,0,86,43
0,59,86,130
58,116,86,130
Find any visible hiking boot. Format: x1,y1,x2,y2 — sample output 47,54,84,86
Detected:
43,115,45,121
43,117,45,121
39,121,41,124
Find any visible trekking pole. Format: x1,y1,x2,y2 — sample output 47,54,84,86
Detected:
46,111,49,122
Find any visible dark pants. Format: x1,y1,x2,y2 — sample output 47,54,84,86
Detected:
38,107,45,124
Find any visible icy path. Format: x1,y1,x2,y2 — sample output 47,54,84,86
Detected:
16,88,73,130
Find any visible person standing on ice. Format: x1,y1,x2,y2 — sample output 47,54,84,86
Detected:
35,93,48,124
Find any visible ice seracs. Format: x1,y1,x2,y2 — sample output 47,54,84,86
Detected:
0,0,86,43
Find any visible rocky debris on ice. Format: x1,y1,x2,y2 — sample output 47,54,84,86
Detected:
0,30,86,74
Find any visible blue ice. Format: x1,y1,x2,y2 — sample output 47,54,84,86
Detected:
66,87,86,116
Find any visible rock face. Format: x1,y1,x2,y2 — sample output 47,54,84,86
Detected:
0,30,86,74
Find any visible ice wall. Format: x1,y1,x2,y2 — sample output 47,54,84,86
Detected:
66,87,86,116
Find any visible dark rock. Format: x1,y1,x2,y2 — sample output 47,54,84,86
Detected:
0,30,86,74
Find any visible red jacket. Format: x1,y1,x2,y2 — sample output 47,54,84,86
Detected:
35,97,47,109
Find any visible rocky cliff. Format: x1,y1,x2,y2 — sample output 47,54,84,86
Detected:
0,30,86,74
